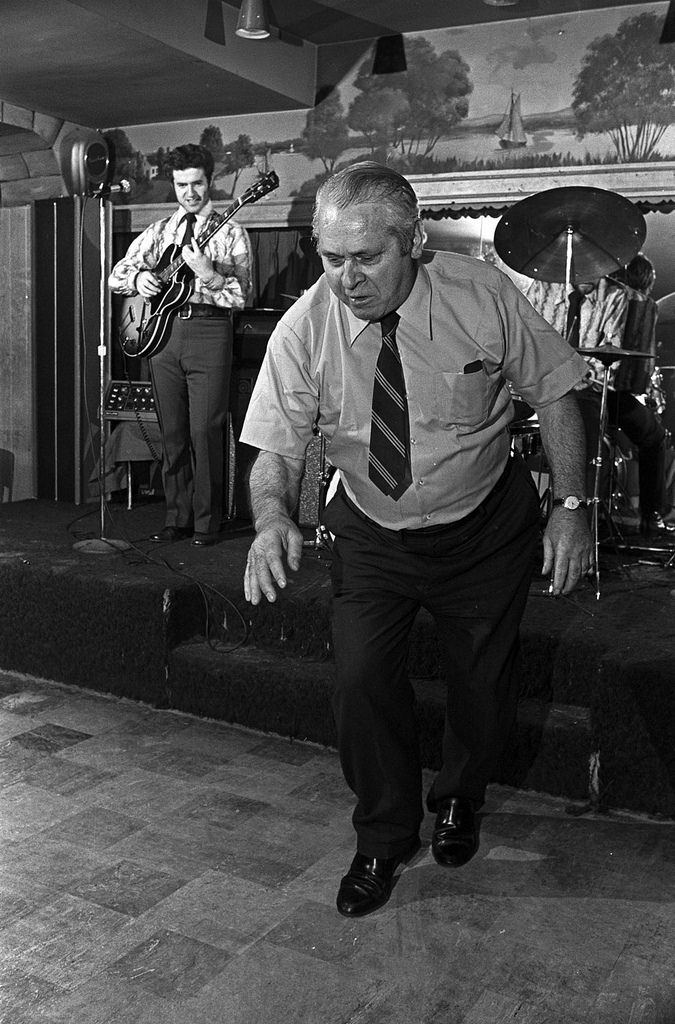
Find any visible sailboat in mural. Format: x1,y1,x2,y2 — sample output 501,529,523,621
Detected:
497,90,527,149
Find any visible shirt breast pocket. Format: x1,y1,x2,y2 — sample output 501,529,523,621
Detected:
433,367,490,432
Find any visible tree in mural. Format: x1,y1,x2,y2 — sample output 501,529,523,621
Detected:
348,88,409,159
348,37,472,162
102,128,135,179
151,146,170,178
199,124,225,163
213,133,255,197
572,12,675,162
301,89,350,173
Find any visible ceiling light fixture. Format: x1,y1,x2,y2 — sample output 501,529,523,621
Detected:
481,1,521,7
236,0,270,39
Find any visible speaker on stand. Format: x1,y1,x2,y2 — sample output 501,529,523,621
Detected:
55,128,130,553
57,128,111,198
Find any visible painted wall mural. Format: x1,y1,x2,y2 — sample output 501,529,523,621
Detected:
106,2,673,205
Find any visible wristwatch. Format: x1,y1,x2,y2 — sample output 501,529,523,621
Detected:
552,496,589,510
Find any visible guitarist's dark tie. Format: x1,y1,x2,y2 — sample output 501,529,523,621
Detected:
180,212,196,246
565,287,585,348
368,311,412,500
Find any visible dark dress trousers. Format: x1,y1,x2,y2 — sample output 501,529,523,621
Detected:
149,313,233,535
322,453,541,860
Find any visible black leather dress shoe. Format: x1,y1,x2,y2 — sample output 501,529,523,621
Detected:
432,797,479,868
336,837,421,918
150,526,191,544
191,532,220,547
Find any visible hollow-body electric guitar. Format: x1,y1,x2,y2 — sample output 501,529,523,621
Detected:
118,170,279,358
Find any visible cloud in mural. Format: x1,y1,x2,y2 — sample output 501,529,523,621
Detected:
485,18,569,72
489,29,558,72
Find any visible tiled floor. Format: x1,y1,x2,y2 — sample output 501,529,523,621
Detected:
1,669,674,1024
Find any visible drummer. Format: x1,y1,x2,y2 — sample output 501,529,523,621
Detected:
524,268,672,536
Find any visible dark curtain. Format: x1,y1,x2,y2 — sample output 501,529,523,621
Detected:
248,228,323,309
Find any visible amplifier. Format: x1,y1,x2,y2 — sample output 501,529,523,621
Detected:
233,308,284,366
104,380,157,421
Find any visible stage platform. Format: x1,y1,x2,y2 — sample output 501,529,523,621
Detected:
0,496,674,819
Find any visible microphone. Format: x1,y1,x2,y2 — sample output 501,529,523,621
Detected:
86,179,133,197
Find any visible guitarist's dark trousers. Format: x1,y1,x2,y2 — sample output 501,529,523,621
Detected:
149,308,233,535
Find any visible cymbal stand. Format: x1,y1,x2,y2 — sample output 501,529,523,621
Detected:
564,224,573,293
589,372,608,599
589,353,628,598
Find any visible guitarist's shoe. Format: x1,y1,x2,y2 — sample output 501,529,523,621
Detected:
150,526,192,544
191,532,220,547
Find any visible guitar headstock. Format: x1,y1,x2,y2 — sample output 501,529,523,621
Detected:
240,170,280,206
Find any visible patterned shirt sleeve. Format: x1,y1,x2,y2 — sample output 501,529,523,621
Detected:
200,218,251,309
108,216,171,295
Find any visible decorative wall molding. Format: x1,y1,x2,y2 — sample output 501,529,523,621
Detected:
114,162,675,235
409,163,675,218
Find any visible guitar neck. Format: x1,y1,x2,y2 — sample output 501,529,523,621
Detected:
159,196,245,285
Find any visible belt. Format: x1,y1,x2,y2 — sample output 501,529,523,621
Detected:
341,455,514,539
177,303,231,319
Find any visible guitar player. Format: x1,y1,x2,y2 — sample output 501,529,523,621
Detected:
108,143,252,546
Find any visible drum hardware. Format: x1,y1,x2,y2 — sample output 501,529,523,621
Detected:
495,187,647,596
576,347,675,576
644,367,666,415
509,417,552,520
302,430,335,555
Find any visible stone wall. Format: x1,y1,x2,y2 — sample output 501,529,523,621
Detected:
0,100,87,206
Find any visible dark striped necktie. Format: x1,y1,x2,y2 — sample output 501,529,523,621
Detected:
367,311,412,500
180,212,197,246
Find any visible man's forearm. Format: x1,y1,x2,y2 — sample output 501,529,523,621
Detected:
537,391,588,497
248,450,305,531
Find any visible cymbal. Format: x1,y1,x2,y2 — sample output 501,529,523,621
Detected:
656,291,675,323
494,186,646,283
577,345,651,363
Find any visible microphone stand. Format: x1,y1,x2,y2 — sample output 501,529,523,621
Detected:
72,189,129,554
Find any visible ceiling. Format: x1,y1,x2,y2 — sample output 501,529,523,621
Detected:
0,0,662,131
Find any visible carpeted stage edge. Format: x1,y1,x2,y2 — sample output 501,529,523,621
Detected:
0,498,674,818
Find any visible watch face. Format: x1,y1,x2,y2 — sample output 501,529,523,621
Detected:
564,497,581,509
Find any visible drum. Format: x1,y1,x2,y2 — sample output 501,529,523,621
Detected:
509,417,541,458
602,431,633,514
509,414,552,513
